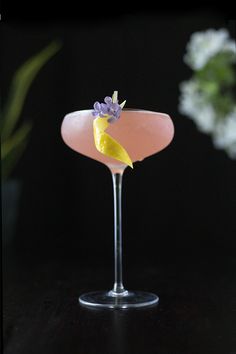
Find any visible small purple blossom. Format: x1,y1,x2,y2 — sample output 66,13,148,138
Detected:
92,93,124,123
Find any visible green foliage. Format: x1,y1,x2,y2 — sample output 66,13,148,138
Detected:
194,52,236,118
1,41,61,180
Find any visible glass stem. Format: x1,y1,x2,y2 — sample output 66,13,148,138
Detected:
111,172,127,295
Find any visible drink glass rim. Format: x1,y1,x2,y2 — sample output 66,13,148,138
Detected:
65,108,169,116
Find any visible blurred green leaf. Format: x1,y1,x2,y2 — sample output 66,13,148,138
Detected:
2,122,32,159
1,40,61,141
193,51,236,118
1,122,32,180
1,40,61,181
196,52,236,87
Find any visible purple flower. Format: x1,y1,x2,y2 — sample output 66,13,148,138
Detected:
92,93,123,123
92,101,106,117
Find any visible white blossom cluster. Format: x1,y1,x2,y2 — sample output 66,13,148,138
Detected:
179,28,236,159
184,28,236,70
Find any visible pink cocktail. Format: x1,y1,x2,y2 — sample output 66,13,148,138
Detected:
61,108,174,308
62,109,174,172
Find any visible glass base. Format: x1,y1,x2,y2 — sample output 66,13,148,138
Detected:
79,290,159,309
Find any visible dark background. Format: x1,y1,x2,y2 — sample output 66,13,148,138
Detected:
2,11,236,354
2,13,236,266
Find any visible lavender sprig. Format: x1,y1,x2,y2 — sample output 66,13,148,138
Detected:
92,91,126,123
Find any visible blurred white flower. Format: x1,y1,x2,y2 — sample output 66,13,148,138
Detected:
179,81,200,115
184,28,236,70
194,105,216,133
179,28,236,159
213,108,236,158
179,81,216,133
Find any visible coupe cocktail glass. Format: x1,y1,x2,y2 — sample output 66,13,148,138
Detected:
61,109,174,308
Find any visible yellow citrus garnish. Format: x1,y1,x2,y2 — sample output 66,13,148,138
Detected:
93,117,133,168
92,91,133,168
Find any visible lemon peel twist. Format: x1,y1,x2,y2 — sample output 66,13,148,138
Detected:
92,91,133,168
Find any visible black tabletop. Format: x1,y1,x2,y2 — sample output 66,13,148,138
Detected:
3,249,236,354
